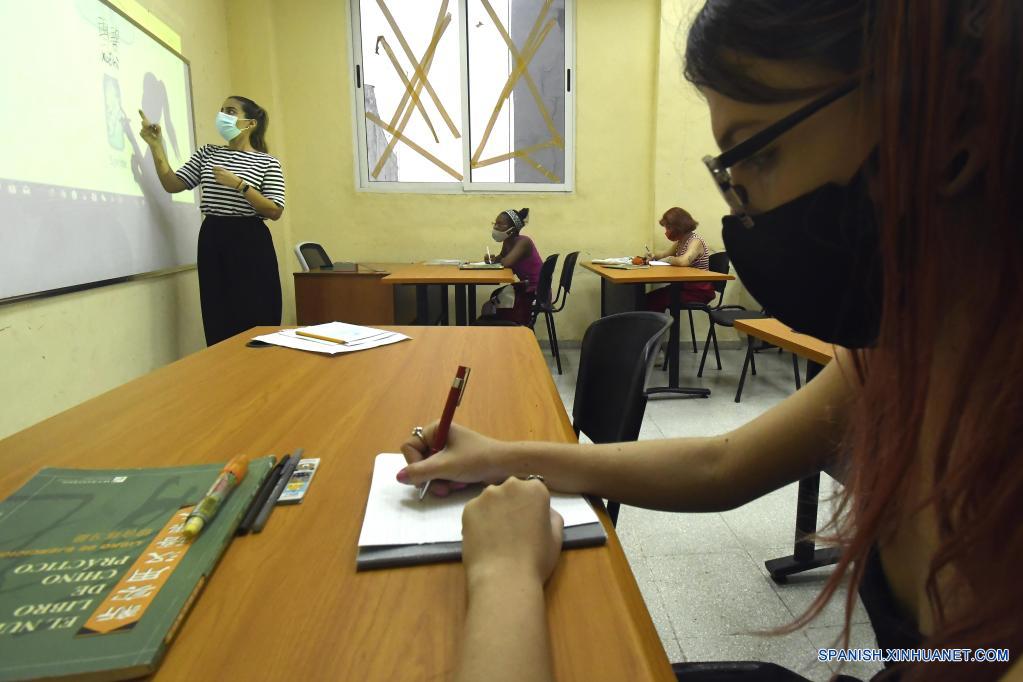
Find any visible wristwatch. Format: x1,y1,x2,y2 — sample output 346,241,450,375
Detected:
239,183,250,194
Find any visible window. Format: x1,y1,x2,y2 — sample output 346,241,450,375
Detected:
348,0,574,192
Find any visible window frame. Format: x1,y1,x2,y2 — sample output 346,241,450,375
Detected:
346,0,575,194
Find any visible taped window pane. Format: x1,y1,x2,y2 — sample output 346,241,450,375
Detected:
466,0,567,184
357,0,464,182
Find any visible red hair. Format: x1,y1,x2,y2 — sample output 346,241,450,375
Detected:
794,2,1023,680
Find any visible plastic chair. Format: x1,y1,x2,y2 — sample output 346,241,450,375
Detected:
660,252,731,370
572,312,671,525
550,251,580,312
294,241,331,272
527,254,562,373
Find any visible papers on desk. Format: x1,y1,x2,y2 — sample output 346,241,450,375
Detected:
253,322,410,356
591,257,633,265
356,454,606,570
459,261,503,270
649,259,670,266
424,259,465,265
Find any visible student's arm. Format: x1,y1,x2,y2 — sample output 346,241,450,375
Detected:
455,478,562,682
498,237,531,268
653,243,677,260
400,350,855,511
666,239,703,267
139,111,187,193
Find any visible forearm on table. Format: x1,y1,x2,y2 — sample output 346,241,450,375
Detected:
457,570,552,682
500,359,851,511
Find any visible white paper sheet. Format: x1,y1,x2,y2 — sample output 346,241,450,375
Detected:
253,323,410,356
649,260,670,266
424,259,465,265
591,257,633,265
358,453,601,547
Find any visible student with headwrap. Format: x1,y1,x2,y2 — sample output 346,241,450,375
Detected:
480,208,543,325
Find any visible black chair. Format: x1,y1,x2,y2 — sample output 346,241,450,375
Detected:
528,253,563,374
661,252,732,370
294,241,331,271
550,251,580,313
697,304,769,402
572,312,671,525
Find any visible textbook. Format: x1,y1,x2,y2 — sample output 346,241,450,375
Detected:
0,458,273,682
356,454,606,570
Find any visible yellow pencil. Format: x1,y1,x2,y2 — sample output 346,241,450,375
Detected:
295,330,348,345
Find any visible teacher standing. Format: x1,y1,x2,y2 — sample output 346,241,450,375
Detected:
139,96,284,346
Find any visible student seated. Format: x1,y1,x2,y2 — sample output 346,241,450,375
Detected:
645,207,716,311
479,208,543,326
398,0,1023,680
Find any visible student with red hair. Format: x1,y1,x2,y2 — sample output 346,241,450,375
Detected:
645,206,716,311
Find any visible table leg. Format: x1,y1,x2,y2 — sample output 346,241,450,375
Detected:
600,278,607,317
440,285,449,326
454,285,467,326
468,286,477,324
764,360,840,582
415,284,429,326
645,282,711,399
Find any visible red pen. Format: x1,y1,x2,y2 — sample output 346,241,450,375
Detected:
420,365,471,500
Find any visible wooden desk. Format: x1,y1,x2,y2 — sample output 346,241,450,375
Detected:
732,318,840,583
294,263,405,326
732,317,834,366
582,262,734,398
0,327,673,681
382,264,515,325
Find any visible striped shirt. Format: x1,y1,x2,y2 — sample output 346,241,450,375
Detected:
676,231,710,269
175,144,286,217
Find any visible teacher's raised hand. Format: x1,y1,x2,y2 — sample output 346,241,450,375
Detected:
138,109,161,147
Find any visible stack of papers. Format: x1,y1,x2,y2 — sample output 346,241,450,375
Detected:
591,257,634,265
253,322,410,356
459,262,503,270
424,259,465,265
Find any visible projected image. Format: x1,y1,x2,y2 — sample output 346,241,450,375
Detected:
0,0,200,300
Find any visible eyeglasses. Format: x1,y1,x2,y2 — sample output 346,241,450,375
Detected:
703,80,859,228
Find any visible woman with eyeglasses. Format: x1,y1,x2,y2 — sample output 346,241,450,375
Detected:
399,1,1022,680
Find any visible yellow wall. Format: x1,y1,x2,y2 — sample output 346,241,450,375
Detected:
232,0,662,346
2,0,752,440
653,0,756,342
0,0,235,439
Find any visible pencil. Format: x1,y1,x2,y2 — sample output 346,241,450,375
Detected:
295,330,348,345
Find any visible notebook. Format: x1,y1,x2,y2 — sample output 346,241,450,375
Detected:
356,454,606,570
458,262,504,270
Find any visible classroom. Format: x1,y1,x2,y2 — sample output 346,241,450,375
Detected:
0,0,1019,681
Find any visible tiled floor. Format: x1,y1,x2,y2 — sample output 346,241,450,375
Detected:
541,343,883,681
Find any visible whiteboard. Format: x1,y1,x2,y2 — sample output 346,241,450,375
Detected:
0,0,199,301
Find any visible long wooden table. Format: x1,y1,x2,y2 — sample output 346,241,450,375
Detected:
582,262,734,398
382,264,515,326
732,318,840,583
0,327,673,681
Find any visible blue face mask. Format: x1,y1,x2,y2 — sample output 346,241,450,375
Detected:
215,112,246,141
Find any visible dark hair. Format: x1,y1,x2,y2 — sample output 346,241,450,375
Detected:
661,207,697,234
683,0,869,103
230,95,270,153
500,207,530,230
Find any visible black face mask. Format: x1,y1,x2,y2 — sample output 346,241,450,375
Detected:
722,168,882,348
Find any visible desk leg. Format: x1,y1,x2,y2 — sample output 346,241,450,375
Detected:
454,285,467,326
600,278,607,317
645,283,711,399
468,286,477,324
764,360,840,583
415,284,430,326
